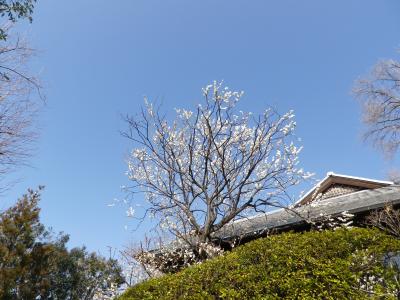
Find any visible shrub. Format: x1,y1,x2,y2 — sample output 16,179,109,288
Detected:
119,228,400,299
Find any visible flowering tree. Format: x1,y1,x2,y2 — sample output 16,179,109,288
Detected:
123,82,311,250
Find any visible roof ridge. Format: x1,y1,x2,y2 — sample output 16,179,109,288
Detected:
294,172,393,207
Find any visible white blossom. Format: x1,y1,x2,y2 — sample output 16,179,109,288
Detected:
126,206,135,218
124,81,312,249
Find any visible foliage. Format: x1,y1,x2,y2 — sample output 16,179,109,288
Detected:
0,0,36,40
123,81,312,248
119,228,400,300
44,247,125,300
132,211,355,277
354,57,400,158
0,188,125,299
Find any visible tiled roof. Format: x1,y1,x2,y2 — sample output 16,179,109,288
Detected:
295,172,393,207
215,185,400,240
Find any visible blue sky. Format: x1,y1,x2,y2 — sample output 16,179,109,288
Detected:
3,0,400,254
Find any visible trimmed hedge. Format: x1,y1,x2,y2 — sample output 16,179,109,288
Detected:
119,228,400,299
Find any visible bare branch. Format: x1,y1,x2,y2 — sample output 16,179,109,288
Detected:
0,26,42,187
354,58,400,158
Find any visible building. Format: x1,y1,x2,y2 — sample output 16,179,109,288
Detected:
147,172,400,274
215,172,399,246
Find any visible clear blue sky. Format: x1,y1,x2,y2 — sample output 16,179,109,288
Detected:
3,0,400,254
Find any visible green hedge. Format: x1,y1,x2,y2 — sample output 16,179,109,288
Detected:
119,228,400,299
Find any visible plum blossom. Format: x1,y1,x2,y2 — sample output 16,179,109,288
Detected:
126,206,135,218
123,81,312,247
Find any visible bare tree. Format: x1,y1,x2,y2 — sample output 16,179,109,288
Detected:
387,169,400,184
123,82,311,251
0,25,41,185
366,205,400,239
354,58,400,158
0,0,42,185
